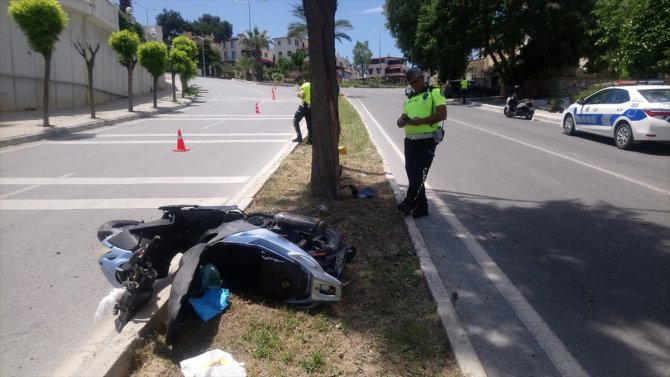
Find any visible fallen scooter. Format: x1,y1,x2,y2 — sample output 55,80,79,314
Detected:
95,205,356,343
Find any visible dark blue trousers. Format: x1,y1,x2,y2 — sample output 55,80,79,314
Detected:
404,138,437,210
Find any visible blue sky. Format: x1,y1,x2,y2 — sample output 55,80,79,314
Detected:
126,0,403,61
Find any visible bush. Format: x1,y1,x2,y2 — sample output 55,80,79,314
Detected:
572,84,608,103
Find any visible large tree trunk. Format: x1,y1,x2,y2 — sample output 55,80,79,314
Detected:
304,0,340,199
42,51,51,127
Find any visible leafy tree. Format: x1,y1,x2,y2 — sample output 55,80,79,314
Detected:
190,13,233,43
196,39,221,77
156,9,188,44
109,29,141,111
118,9,145,41
287,1,353,43
236,56,255,80
138,41,168,107
589,0,670,78
170,35,198,97
304,0,340,199
352,41,372,82
240,27,273,81
8,0,68,127
72,39,100,118
290,49,309,77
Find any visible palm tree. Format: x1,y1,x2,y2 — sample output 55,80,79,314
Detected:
286,2,353,43
240,26,272,81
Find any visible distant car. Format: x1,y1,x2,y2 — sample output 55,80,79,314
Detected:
442,80,489,98
561,85,670,149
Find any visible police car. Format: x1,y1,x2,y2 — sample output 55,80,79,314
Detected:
561,85,670,149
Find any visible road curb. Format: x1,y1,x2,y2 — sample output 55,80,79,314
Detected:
0,99,193,148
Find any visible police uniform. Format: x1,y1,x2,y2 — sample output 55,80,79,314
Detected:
399,86,446,217
292,82,312,142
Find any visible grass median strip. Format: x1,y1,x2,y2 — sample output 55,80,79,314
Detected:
130,95,462,376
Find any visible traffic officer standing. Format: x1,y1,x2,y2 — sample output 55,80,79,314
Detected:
396,67,447,218
460,76,469,104
292,77,312,143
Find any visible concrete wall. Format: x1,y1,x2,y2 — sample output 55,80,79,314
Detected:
0,0,164,112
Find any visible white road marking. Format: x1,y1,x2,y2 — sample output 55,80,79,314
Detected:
201,119,229,130
42,139,287,145
94,133,292,137
0,197,229,210
0,172,76,199
0,176,248,185
451,118,670,196
351,96,590,377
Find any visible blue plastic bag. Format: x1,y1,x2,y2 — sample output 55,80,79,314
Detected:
189,288,230,322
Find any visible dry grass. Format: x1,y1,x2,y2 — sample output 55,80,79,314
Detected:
130,96,462,377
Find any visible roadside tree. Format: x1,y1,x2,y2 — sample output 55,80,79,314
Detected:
156,9,188,44
189,13,233,43
72,39,100,118
589,0,670,78
304,0,340,199
170,36,198,97
352,41,372,83
8,0,68,127
138,41,168,108
240,27,273,81
109,29,141,111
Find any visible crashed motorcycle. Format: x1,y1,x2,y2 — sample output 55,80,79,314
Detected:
96,204,355,343
504,95,535,120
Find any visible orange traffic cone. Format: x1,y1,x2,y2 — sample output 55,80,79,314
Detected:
173,129,190,152
255,102,260,114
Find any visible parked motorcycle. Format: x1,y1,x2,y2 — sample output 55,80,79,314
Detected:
96,204,356,343
504,95,535,120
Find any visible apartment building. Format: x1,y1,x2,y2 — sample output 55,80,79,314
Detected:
362,56,408,83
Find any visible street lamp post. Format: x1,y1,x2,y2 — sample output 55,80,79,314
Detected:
200,37,206,77
235,0,268,31
133,1,158,27
373,29,382,87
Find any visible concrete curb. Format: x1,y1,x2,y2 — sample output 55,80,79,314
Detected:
0,98,194,148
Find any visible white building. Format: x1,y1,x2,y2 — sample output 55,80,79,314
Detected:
0,0,161,112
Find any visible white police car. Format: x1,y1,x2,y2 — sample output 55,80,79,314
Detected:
561,85,670,149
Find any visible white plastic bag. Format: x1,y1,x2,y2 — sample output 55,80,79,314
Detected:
180,349,246,377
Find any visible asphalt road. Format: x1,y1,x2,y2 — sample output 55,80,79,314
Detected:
343,87,670,377
0,78,301,377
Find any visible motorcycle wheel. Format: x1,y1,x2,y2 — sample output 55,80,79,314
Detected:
97,220,140,242
503,108,513,117
525,113,533,120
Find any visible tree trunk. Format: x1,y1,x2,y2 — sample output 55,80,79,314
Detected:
42,51,51,127
127,65,134,112
171,72,177,101
304,0,340,199
153,76,158,108
87,61,96,118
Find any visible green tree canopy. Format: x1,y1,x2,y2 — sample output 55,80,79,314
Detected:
287,1,352,43
189,13,233,43
240,26,273,80
8,0,68,126
352,41,372,80
138,41,168,107
589,0,670,78
109,29,141,111
171,35,198,60
156,9,188,44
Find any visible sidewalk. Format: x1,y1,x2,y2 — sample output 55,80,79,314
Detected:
0,87,193,148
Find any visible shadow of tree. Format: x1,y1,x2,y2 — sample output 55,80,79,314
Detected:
426,188,670,377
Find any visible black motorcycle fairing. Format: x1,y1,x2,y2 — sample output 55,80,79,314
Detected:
165,219,260,345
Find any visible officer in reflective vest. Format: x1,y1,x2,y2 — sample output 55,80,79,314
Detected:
460,76,469,104
396,67,447,218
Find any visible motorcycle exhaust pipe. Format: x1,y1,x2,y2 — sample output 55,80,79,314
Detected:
274,212,327,236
